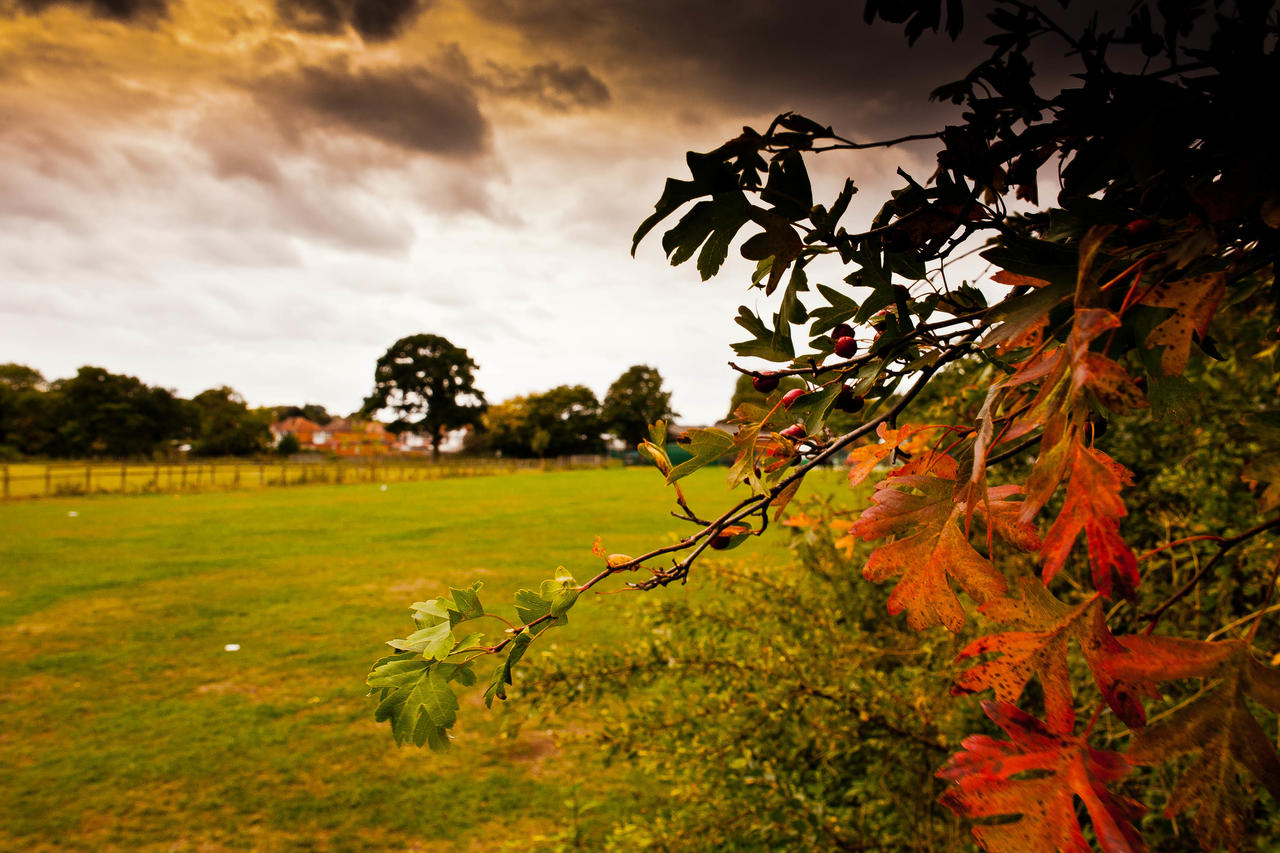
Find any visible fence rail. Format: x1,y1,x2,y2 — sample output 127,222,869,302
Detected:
0,455,607,501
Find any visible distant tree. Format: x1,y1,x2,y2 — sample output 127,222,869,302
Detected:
601,364,678,447
274,403,332,425
190,387,271,457
275,432,301,457
0,363,55,457
482,387,604,458
525,385,604,457
0,363,46,391
482,395,531,457
362,334,486,460
53,366,189,458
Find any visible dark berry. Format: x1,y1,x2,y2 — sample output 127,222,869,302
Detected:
832,323,856,340
835,385,865,414
752,373,780,393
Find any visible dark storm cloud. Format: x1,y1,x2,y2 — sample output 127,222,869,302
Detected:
14,0,167,21
255,60,488,157
435,44,609,111
478,61,609,110
275,0,429,42
469,0,986,130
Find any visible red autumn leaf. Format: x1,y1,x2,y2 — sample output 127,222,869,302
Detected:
953,578,1151,733
1139,271,1226,376
1041,443,1139,599
1111,636,1280,852
846,467,1007,632
938,701,1145,853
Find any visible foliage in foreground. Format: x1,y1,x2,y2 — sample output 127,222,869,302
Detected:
371,3,1280,850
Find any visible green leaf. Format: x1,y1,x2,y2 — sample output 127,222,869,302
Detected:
450,583,484,620
732,307,795,362
762,150,813,220
452,631,485,653
514,588,551,625
420,669,458,728
696,195,752,280
666,428,735,483
367,653,431,689
549,587,580,617
796,382,845,435
484,632,533,708
980,280,1072,351
633,178,705,255
662,200,716,265
388,620,454,660
412,713,447,750
409,598,451,628
980,236,1077,284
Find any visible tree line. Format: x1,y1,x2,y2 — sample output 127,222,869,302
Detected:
0,349,680,461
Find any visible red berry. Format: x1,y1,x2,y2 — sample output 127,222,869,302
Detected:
781,388,806,409
779,423,805,440
835,385,865,413
752,373,779,393
1124,218,1159,242
709,533,732,550
832,323,856,340
834,336,859,358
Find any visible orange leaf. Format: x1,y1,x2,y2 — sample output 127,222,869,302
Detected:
993,269,1052,289
848,469,1007,632
846,423,920,487
938,702,1145,853
1042,444,1139,600
1140,272,1226,376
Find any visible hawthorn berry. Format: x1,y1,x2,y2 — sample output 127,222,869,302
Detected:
781,388,806,409
708,533,732,550
835,385,865,414
832,322,856,340
779,423,805,440
752,373,780,393
1124,218,1160,242
834,336,859,358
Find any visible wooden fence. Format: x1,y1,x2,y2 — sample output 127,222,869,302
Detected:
0,455,608,501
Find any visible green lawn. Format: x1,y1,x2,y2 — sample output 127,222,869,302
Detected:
0,467,832,851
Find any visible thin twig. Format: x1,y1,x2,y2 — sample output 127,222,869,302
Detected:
1141,516,1280,628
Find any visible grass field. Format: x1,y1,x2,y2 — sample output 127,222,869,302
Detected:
0,467,835,851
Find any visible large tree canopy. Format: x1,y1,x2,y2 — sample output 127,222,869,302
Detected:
601,364,677,447
370,3,1280,850
362,334,486,459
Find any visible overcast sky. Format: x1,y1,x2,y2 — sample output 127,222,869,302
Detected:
0,0,1086,424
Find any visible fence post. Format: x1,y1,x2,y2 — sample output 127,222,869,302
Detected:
181,462,187,489
2,465,8,500
280,461,287,486
234,463,240,488
209,462,216,488
259,463,265,486
120,462,127,493
46,464,52,496
85,464,92,492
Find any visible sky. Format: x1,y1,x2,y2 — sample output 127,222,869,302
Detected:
0,0,1062,424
